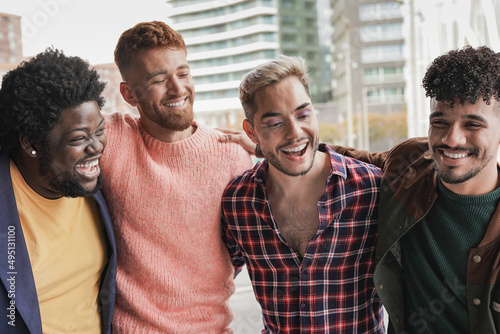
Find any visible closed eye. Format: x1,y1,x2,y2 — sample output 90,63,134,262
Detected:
431,119,447,127
465,122,482,128
263,121,282,128
69,136,86,144
96,127,105,136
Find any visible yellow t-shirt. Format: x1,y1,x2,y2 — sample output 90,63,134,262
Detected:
10,160,107,333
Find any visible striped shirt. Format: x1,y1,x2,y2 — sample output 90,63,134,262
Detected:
221,144,384,333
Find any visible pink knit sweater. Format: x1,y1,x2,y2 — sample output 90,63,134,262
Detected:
101,113,253,333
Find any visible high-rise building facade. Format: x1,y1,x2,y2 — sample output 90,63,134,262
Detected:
166,0,326,127
330,0,406,150
404,0,500,137
0,13,23,79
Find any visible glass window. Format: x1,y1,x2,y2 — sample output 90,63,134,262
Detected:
361,23,402,42
365,68,379,76
282,33,297,42
359,2,402,21
362,44,403,63
281,0,296,9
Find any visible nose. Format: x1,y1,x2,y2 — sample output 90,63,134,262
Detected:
442,123,466,148
85,135,106,155
284,119,303,139
167,76,184,96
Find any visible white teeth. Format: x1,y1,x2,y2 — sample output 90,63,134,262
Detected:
76,160,99,168
165,100,184,107
283,143,307,153
443,152,468,159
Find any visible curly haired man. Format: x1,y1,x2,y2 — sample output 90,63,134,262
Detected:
0,48,116,333
333,45,500,333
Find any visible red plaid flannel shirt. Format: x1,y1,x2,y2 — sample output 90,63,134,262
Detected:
222,144,385,333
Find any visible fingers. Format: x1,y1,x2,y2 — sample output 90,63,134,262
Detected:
217,129,257,155
215,128,243,135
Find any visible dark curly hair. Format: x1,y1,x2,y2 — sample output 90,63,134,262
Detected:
114,21,186,79
422,45,500,107
0,48,106,155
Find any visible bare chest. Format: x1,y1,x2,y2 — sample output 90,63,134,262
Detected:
273,202,319,259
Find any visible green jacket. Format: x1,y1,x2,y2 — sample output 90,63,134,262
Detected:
333,137,500,334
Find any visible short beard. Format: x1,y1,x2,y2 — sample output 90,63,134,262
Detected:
431,145,493,185
38,145,101,198
433,160,488,185
153,104,194,131
265,136,319,177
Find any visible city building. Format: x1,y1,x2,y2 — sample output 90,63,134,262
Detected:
404,0,500,137
330,0,406,150
165,0,327,128
0,12,23,80
93,63,137,115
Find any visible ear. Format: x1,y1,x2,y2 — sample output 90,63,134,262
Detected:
19,136,38,158
120,82,139,107
243,119,259,144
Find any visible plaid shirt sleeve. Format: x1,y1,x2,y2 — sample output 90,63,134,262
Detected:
221,193,246,275
221,145,385,334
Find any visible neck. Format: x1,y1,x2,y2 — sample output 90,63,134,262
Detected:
141,118,195,143
267,150,330,197
11,153,62,199
441,165,500,196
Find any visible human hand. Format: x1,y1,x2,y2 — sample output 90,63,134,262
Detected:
216,128,262,157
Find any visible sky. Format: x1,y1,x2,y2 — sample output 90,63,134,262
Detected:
1,0,170,65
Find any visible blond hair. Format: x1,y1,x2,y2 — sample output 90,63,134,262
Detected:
239,55,311,124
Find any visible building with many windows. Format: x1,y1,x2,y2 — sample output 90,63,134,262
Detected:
330,0,406,150
166,0,326,128
0,13,23,80
404,0,500,137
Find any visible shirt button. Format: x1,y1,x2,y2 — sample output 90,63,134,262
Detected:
300,303,306,308
379,284,384,290
473,298,481,306
473,255,482,263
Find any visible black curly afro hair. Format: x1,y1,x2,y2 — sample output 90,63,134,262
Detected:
422,45,500,108
0,47,106,155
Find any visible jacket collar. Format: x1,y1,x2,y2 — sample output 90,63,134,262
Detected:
0,153,43,333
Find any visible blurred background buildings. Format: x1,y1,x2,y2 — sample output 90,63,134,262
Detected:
1,0,500,151
1,1,499,331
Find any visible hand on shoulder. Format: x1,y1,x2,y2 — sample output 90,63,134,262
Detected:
216,128,262,157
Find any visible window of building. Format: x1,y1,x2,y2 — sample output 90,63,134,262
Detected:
196,88,239,101
304,1,315,10
361,22,402,42
280,0,296,9
281,16,295,26
359,2,402,21
282,33,297,42
361,44,403,63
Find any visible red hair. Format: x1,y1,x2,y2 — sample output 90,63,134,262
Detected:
114,21,186,77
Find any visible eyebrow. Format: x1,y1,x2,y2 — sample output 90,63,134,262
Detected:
429,111,444,118
260,102,311,120
66,117,105,135
429,111,487,123
145,64,190,82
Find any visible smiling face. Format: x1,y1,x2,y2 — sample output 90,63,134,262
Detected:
120,47,195,137
35,100,106,198
243,76,319,177
428,97,500,194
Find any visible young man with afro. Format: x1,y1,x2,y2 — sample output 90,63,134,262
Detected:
332,45,500,333
0,48,116,334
